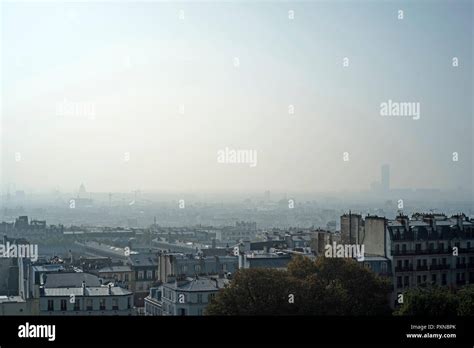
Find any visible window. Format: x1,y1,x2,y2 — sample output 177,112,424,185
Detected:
395,244,400,254
197,294,203,304
179,308,186,316
417,259,421,268
208,293,215,302
431,274,437,285
417,275,421,284
397,276,402,288
124,274,129,282
442,273,447,285
402,244,407,253
439,243,444,251
197,309,203,316
47,300,54,311
60,299,67,311
99,298,106,310
423,259,427,267
194,265,201,273
422,275,427,282
404,260,409,268
127,297,131,309
381,262,387,273
397,260,402,268
404,276,409,287
467,242,471,249
432,259,437,266
86,299,93,311
138,271,144,280
74,299,80,311
442,258,447,265
112,298,119,310
415,244,421,252
146,270,153,280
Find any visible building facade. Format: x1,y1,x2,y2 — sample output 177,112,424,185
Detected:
160,277,226,316
39,272,133,315
157,253,238,283
389,213,474,304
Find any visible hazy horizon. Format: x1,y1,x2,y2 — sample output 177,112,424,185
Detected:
1,0,472,194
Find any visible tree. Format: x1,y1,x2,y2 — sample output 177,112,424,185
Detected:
205,268,299,315
206,256,392,315
395,286,458,316
457,285,474,315
287,254,318,280
313,257,392,315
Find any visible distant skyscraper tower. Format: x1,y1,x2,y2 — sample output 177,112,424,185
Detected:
381,164,390,192
79,183,87,196
264,190,271,202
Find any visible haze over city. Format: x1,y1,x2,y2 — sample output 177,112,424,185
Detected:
1,0,472,195
0,2,474,346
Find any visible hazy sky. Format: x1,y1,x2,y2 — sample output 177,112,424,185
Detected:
1,0,472,194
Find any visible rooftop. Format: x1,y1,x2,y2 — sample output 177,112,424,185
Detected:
128,253,158,267
43,286,132,297
97,266,132,273
0,295,25,304
163,277,227,292
44,272,101,288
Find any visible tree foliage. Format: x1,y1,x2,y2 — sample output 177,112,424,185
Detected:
394,286,459,316
205,256,392,315
457,285,474,315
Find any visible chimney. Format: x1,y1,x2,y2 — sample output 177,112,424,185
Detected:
396,214,409,229
455,214,464,230
82,281,86,296
108,283,112,295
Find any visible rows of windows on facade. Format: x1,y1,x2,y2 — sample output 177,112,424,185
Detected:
0,211,473,315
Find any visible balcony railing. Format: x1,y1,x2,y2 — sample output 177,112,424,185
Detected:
392,249,451,256
392,246,474,257
395,266,413,272
429,264,450,271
